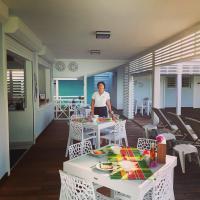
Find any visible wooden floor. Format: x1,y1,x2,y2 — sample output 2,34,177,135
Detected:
0,119,200,200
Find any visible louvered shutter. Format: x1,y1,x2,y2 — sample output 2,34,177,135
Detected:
155,30,200,66
7,69,25,109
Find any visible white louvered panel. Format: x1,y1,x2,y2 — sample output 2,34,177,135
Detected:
182,65,200,74
5,35,33,61
123,65,129,118
160,66,178,74
160,65,200,74
155,30,200,66
129,53,153,74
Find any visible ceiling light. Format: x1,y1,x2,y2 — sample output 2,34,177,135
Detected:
96,31,111,39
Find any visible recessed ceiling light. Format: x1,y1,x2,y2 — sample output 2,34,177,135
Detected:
96,31,111,39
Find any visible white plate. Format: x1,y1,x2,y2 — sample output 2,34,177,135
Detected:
96,163,113,171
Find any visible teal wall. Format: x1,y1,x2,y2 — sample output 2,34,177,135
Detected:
59,80,84,96
87,76,95,104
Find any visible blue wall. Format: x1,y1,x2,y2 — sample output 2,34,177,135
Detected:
87,76,95,104
59,80,84,96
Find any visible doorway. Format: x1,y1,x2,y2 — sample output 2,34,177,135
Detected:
7,51,34,169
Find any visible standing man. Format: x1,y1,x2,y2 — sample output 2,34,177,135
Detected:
91,81,114,118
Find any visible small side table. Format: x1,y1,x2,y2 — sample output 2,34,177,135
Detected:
173,144,200,173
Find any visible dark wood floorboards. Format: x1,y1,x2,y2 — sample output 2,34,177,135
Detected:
0,119,200,199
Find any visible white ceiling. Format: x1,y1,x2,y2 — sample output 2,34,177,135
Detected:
3,0,200,59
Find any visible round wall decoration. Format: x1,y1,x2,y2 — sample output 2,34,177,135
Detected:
55,61,66,71
68,61,78,72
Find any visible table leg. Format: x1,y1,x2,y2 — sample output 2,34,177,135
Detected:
97,127,100,149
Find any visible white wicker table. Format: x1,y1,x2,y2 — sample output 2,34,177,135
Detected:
63,154,177,200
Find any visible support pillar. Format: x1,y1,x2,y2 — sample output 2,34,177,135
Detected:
176,73,182,115
152,66,160,124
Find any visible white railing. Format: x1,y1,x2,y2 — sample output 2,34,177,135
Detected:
53,96,89,120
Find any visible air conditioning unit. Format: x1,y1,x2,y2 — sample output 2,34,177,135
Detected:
96,31,111,39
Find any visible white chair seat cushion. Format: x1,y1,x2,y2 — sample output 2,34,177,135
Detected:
173,144,198,155
171,125,178,130
160,133,176,141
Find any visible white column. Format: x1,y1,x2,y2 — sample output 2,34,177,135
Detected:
84,75,87,105
176,73,182,115
128,75,134,119
152,66,160,124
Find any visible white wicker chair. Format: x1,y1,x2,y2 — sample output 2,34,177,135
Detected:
137,138,157,152
59,170,114,200
152,162,175,200
101,120,128,146
67,140,93,159
66,120,96,157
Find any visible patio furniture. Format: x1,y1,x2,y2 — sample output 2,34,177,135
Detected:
114,155,176,200
59,170,112,200
101,120,128,146
152,108,178,133
135,98,152,116
67,140,102,190
167,112,198,143
143,124,158,138
83,120,116,149
67,140,93,159
173,144,200,173
137,138,157,152
185,117,200,145
66,120,97,157
63,150,177,200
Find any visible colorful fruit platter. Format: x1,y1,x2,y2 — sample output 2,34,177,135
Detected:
96,117,113,123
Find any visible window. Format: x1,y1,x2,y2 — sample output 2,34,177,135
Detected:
166,76,192,88
38,64,51,106
7,69,25,109
167,77,176,88
182,76,191,88
7,53,26,111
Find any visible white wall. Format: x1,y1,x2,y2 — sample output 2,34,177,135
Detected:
134,73,152,103
117,67,124,109
34,54,54,139
164,76,193,107
0,23,10,179
53,59,127,78
34,103,54,139
110,66,124,110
